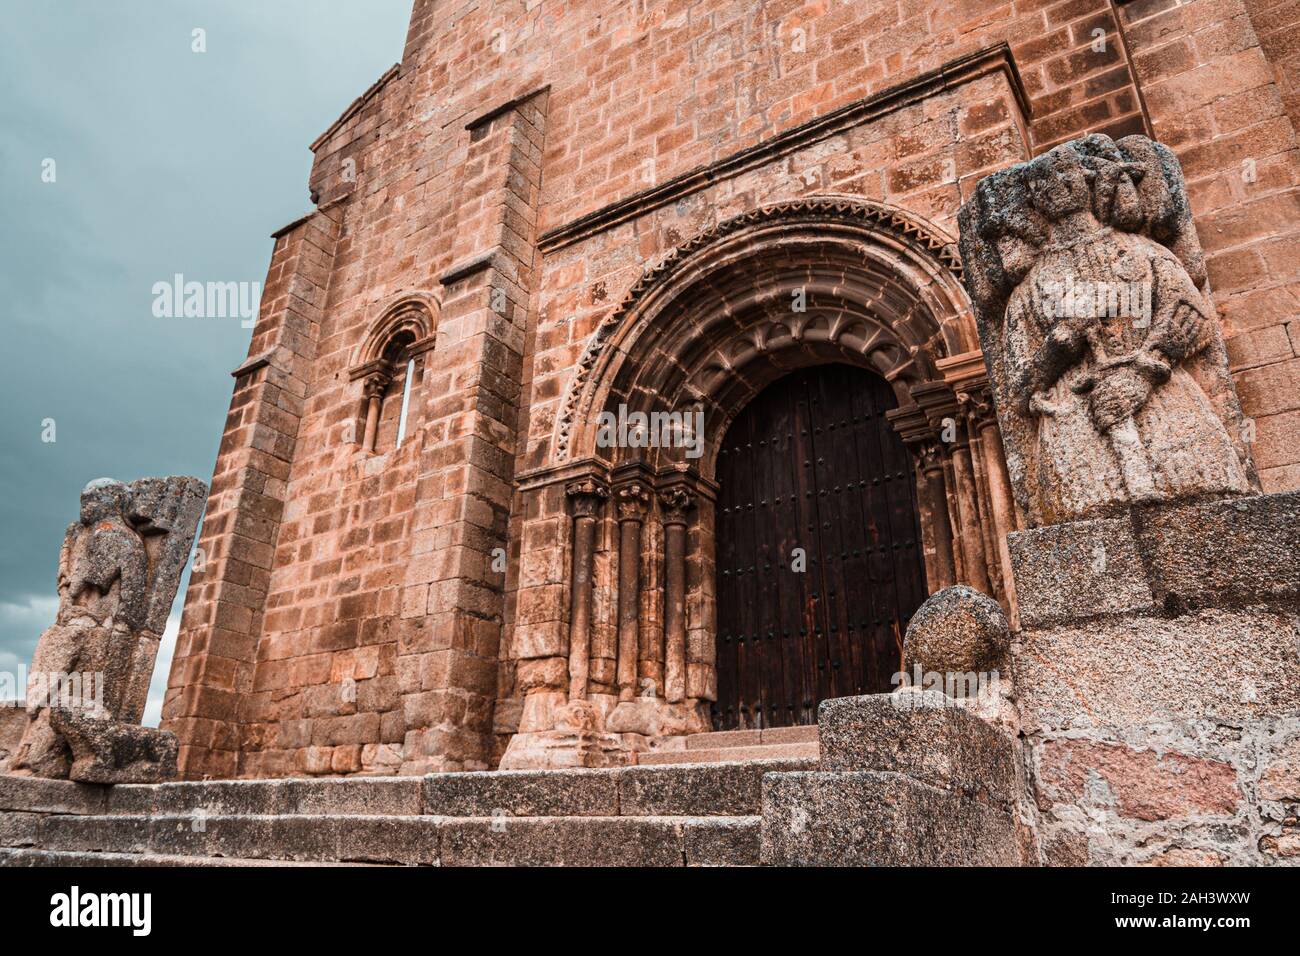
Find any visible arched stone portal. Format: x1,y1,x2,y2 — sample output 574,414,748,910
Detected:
503,198,1022,768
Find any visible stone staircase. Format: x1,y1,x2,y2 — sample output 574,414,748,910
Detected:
0,756,815,867
637,725,820,765
0,695,1029,866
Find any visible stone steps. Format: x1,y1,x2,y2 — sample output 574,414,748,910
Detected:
638,742,819,765
0,694,1029,866
637,725,820,765
18,813,759,866
683,726,820,749
0,848,379,867
74,758,813,818
1,758,808,866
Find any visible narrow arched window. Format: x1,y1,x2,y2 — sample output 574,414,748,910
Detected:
396,356,415,448
359,333,424,454
349,296,437,456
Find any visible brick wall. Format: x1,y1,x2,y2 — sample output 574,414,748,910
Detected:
1243,0,1300,133
170,0,1300,777
1118,0,1300,490
163,207,341,779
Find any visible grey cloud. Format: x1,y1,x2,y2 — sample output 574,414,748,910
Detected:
0,1,414,717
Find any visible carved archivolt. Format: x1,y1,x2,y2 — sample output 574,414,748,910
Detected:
349,292,439,378
553,197,974,463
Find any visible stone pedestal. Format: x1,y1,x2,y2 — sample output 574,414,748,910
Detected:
497,696,709,770
760,692,1028,866
48,709,178,785
1009,493,1300,865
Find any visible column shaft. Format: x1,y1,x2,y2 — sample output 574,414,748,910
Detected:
659,487,695,703
565,479,607,701
920,447,957,590
950,432,992,594
615,483,648,702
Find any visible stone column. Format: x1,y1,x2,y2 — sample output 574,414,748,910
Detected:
949,422,993,594
361,372,389,453
967,391,1020,624
940,452,966,583
565,478,608,702
918,442,957,590
615,482,649,702
659,487,695,703
962,397,1005,602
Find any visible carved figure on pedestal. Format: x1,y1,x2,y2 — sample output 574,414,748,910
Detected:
9,476,206,782
959,134,1257,526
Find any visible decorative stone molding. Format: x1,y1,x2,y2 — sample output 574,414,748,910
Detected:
554,197,971,463
362,371,391,399
658,486,697,525
614,482,651,522
956,384,996,428
348,292,439,378
566,477,609,516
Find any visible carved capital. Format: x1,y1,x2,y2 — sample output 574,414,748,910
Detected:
659,487,697,525
918,440,948,475
956,385,997,431
565,478,609,519
362,372,391,401
614,482,650,522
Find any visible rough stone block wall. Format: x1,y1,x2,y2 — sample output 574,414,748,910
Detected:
163,207,341,779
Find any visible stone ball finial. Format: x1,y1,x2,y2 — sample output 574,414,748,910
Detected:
903,585,1009,677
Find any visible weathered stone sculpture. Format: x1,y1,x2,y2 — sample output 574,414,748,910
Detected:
9,476,205,782
958,133,1257,526
952,135,1300,865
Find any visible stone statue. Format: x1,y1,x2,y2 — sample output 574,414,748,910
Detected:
9,476,206,782
958,134,1257,527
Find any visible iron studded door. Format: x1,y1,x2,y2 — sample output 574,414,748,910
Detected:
714,365,927,730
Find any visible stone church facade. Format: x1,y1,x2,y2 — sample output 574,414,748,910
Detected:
158,0,1300,814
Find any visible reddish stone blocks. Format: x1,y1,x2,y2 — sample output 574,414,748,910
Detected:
167,0,1300,779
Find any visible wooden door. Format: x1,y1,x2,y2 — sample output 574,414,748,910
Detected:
713,364,927,730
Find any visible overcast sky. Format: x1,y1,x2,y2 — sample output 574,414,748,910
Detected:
0,1,413,723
